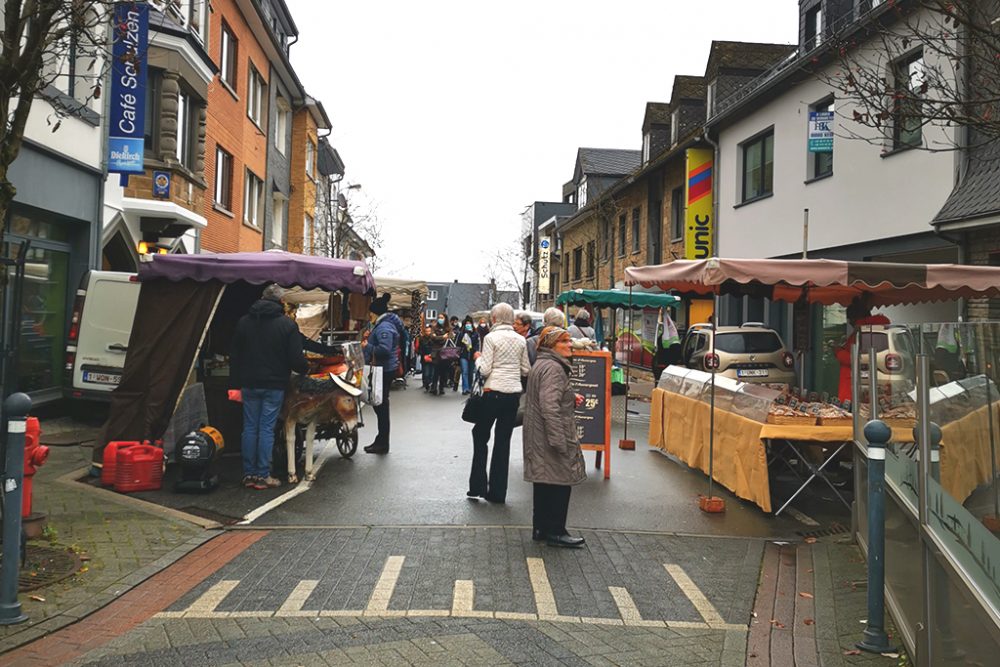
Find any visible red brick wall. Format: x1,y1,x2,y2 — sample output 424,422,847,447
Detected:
202,0,269,253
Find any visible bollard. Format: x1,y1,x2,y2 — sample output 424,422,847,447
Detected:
858,419,895,654
0,392,32,626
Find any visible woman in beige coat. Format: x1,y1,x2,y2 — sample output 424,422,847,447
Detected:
523,327,587,548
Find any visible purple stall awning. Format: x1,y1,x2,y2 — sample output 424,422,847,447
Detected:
138,251,376,295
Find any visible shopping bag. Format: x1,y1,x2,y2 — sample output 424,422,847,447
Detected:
364,365,384,406
461,372,487,424
439,339,460,363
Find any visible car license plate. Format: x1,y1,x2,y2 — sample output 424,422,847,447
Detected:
83,371,121,385
737,369,768,378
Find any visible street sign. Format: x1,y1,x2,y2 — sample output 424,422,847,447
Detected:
808,111,834,153
538,236,551,295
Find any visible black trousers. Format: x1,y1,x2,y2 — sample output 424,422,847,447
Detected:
533,483,572,537
372,373,391,448
469,391,519,501
435,361,452,392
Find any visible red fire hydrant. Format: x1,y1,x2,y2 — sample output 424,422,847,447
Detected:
23,417,49,518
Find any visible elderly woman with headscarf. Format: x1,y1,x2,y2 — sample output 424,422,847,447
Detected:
468,302,530,503
523,326,587,548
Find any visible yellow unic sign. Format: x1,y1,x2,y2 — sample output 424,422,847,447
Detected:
684,148,714,259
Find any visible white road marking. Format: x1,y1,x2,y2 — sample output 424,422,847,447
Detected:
609,586,666,627
452,580,493,618
664,563,726,627
185,580,239,614
526,557,558,617
786,507,820,527
366,556,405,613
279,580,318,613
237,441,332,525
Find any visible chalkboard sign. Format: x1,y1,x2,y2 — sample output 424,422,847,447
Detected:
569,350,612,478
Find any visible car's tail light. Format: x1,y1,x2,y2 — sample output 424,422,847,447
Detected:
885,353,902,373
782,352,795,369
65,287,86,382
704,353,720,371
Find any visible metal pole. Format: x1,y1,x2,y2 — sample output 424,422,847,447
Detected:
623,288,633,443
987,372,999,520
857,417,894,654
708,291,718,500
915,354,934,667
802,208,809,259
0,392,32,625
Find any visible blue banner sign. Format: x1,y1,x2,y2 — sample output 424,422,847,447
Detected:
808,111,834,153
108,2,149,174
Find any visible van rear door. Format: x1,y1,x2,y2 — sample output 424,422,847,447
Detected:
70,271,140,397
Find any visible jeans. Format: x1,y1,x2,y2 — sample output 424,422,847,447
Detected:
241,387,285,478
422,362,435,389
469,391,519,501
460,358,472,392
533,483,572,537
372,372,391,449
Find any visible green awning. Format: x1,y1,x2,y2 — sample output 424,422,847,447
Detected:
555,289,680,309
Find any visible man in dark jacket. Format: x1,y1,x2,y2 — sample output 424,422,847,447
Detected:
363,293,405,454
230,284,308,489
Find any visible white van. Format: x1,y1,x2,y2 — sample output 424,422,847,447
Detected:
64,271,141,402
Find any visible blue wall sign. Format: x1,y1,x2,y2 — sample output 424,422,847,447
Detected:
108,2,149,174
152,170,170,198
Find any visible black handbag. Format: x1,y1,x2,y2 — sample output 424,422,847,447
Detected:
461,372,487,424
439,339,460,363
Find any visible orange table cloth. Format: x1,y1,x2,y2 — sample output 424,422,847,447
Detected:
649,388,911,513
939,402,1000,504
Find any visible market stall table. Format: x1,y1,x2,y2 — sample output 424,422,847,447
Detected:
649,389,913,514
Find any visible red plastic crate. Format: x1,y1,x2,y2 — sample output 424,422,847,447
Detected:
114,444,164,493
102,441,142,487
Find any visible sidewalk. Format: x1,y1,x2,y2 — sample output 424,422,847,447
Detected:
0,444,213,654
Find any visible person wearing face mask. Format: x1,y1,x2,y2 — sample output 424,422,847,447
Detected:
457,316,480,395
476,318,490,343
430,313,454,395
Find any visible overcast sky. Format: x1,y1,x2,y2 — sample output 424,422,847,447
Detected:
286,1,798,284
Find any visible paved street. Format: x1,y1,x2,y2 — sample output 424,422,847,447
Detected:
2,386,895,666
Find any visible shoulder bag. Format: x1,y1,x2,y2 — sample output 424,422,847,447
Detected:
439,338,461,363
461,371,487,424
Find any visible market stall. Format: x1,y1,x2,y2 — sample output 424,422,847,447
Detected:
97,252,376,467
626,257,1000,514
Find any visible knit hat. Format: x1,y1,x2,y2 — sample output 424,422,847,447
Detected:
538,326,571,350
369,292,391,315
262,284,284,303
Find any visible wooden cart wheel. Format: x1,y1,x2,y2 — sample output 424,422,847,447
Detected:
338,430,358,458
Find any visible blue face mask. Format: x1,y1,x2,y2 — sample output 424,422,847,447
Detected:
465,324,472,331
437,319,444,325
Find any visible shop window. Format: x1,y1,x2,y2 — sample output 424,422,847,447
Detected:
244,170,264,228
220,22,237,90
742,129,774,202
631,208,641,253
893,51,924,149
214,146,233,210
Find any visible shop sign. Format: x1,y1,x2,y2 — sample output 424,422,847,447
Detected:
108,2,149,174
538,236,551,295
808,111,834,152
684,148,713,260
152,171,170,199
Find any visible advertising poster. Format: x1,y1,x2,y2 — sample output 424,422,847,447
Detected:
684,148,713,259
538,236,551,295
108,2,149,174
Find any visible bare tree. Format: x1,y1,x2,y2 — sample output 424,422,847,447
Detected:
484,241,526,307
815,0,1000,151
0,1,113,237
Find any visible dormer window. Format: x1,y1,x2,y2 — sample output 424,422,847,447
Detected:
642,133,651,164
577,178,588,208
706,81,716,119
805,5,822,50
670,109,679,145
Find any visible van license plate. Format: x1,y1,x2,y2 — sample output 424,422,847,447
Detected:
737,369,768,378
83,371,121,385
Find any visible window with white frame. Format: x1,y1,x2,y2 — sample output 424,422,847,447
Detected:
214,146,233,210
306,139,316,179
244,170,264,227
893,51,925,149
247,64,266,127
271,195,286,246
642,133,651,164
428,289,439,301
426,309,437,321
809,98,834,179
303,214,314,254
706,81,716,119
670,109,679,145
274,96,290,154
804,5,822,50
220,22,237,89
577,177,588,208
175,90,198,170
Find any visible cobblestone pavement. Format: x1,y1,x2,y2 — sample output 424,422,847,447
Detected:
0,445,209,654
